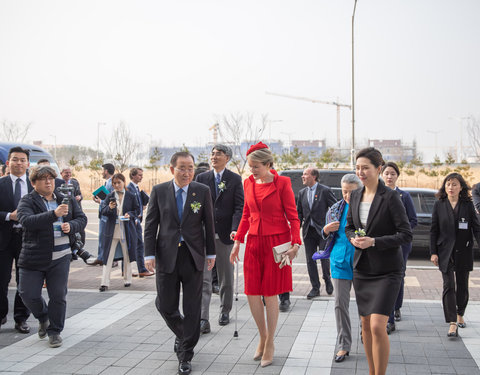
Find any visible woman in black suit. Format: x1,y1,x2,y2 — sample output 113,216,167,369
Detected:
430,172,480,337
345,148,412,375
99,173,139,292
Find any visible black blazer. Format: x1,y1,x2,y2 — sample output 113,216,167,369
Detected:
144,180,215,273
297,183,337,239
17,190,87,270
127,182,149,222
345,181,412,274
0,175,33,251
195,169,244,244
430,198,480,273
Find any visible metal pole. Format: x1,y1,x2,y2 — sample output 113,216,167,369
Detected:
233,260,239,338
351,0,358,169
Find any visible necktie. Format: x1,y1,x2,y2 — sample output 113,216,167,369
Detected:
215,173,221,196
176,188,184,220
136,186,142,215
309,187,314,208
14,178,22,207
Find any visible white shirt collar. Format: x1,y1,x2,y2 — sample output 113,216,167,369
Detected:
173,181,189,194
214,169,225,180
310,182,318,191
10,173,27,184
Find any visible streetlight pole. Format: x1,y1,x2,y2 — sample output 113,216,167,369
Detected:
97,122,106,160
49,134,57,161
351,0,358,170
427,130,441,158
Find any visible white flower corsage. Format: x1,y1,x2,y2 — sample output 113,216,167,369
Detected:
218,181,226,192
355,229,366,237
191,201,202,213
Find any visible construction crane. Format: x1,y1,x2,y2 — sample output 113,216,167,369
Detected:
266,91,351,148
209,123,219,144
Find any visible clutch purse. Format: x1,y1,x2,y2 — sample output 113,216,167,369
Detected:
273,242,292,269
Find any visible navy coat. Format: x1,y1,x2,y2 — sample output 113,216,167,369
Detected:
100,190,139,264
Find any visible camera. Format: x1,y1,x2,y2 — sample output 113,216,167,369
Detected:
70,233,97,265
58,183,74,205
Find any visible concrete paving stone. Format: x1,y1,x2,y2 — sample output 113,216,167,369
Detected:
285,358,309,367
126,350,152,360
126,367,155,375
426,356,452,365
253,365,283,374
231,363,260,373
76,364,110,375
67,355,98,365
90,356,118,366
206,361,236,372
214,354,239,363
194,352,218,362
305,367,332,375
102,349,131,357
99,366,131,375
279,366,307,375
144,350,176,361
133,359,165,369
308,358,337,368
428,364,457,373
446,349,475,358
451,357,479,367
405,364,432,373
114,357,144,367
454,366,480,375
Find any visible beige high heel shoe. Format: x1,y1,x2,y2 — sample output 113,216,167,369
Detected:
261,343,274,367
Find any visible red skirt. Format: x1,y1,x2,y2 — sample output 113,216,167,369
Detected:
243,231,293,296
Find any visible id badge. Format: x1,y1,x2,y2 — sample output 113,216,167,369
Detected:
459,219,468,230
53,221,63,238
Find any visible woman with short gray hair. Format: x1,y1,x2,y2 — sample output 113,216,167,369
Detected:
316,173,362,362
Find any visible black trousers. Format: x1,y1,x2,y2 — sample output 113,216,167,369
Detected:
304,226,331,291
155,243,203,362
441,259,469,323
0,231,30,323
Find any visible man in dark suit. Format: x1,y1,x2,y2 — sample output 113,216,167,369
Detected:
196,144,244,332
0,147,32,333
128,167,153,277
298,168,337,297
144,152,215,375
59,167,82,204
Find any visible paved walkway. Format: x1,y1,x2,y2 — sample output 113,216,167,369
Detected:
1,289,479,374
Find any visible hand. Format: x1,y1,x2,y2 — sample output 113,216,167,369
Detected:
285,244,299,261
124,213,130,219
9,210,18,221
230,241,241,264
350,236,374,249
61,223,71,233
94,196,101,204
207,258,215,271
108,201,117,209
75,195,82,201
145,258,155,273
431,254,439,267
230,231,237,241
54,204,69,218
323,221,340,235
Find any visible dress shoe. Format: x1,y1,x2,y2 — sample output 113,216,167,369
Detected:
99,285,108,292
38,320,49,339
458,322,466,328
279,299,291,312
260,343,274,367
212,284,220,294
124,283,131,287
386,322,396,335
325,280,334,295
48,334,63,348
457,315,466,328
139,271,154,277
335,351,349,362
91,259,103,266
218,313,229,326
200,319,211,334
112,261,118,268
14,321,30,334
394,309,401,321
178,360,192,375
132,272,139,277
174,337,181,353
307,288,320,299
447,323,458,337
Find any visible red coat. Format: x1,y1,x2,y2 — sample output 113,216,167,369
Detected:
234,170,301,245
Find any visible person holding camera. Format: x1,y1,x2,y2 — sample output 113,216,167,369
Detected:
99,173,139,292
16,165,87,348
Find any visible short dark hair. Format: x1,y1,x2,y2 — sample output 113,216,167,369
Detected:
211,144,233,159
112,173,126,185
381,161,400,176
37,158,50,165
129,167,143,179
170,152,195,167
309,168,320,182
29,166,57,183
356,147,384,168
102,163,115,175
8,147,30,161
196,162,210,168
436,172,471,201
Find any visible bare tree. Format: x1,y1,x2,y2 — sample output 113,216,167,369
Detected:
468,116,480,161
217,112,268,174
103,122,140,172
1,120,32,142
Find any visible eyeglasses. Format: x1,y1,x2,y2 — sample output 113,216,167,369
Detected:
175,168,195,174
38,176,55,182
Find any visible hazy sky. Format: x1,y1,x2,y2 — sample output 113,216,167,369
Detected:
1,0,479,161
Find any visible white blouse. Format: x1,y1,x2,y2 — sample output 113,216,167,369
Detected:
359,202,371,228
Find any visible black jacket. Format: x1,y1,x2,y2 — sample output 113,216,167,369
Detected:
0,175,33,251
17,190,87,270
345,181,412,274
430,198,480,273
144,180,215,273
195,169,244,244
297,183,337,239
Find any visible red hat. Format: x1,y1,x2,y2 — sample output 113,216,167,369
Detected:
246,142,269,156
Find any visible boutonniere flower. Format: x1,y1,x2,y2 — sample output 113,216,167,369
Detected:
218,181,226,192
355,229,366,237
191,201,202,213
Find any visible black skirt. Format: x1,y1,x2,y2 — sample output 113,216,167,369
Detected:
353,270,402,316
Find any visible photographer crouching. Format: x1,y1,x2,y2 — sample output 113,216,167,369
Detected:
16,166,87,348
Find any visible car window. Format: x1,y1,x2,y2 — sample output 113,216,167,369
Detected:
420,193,436,214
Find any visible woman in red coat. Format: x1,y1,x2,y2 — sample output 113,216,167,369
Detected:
230,142,301,367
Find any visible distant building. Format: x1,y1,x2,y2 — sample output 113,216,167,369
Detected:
368,139,416,162
291,139,326,156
